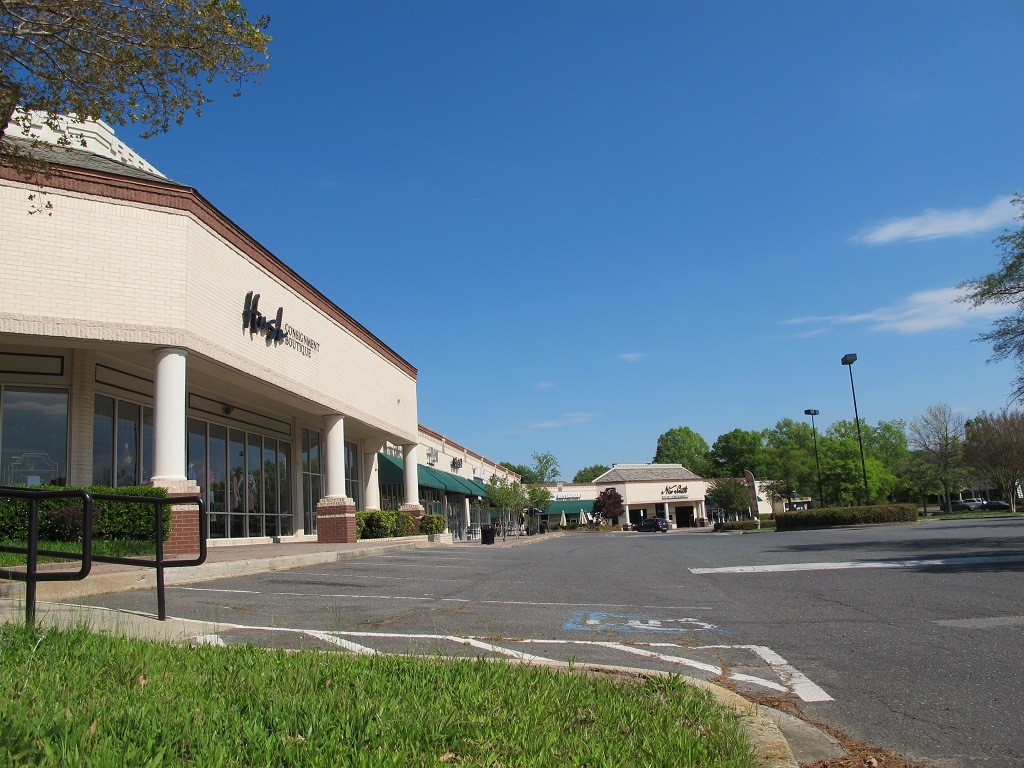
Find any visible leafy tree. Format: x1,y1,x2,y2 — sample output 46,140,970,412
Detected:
0,0,271,170
900,450,943,511
706,478,751,519
525,484,553,510
820,420,899,505
959,195,1024,402
530,451,561,483
499,461,535,483
965,409,1024,512
908,403,969,510
485,475,525,539
591,487,624,525
652,427,710,476
498,451,561,485
761,419,817,504
818,433,872,506
708,428,765,478
573,464,610,483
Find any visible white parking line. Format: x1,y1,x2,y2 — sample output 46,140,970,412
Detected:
174,586,710,610
689,553,1024,574
174,618,830,702
304,630,378,655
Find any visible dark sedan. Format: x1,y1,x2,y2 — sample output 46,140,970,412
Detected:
634,517,669,532
982,500,1011,511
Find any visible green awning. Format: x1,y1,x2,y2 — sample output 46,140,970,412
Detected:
542,500,594,517
375,453,445,491
376,452,404,485
375,453,484,496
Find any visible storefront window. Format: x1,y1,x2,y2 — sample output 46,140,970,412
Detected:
1,386,68,485
344,440,360,510
302,428,324,533
208,424,228,538
229,429,245,537
189,419,291,540
93,394,152,487
92,395,114,486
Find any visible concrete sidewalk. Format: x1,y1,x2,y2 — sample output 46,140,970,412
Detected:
0,531,556,602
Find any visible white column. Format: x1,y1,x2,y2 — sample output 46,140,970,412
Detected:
151,347,188,484
462,497,471,536
402,443,419,507
363,449,381,510
324,414,348,500
623,503,630,528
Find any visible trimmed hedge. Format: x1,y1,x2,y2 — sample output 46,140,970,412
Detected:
418,514,445,536
775,503,918,531
714,519,760,532
0,484,171,541
355,510,425,539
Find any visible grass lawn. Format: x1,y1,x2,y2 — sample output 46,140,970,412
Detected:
0,624,757,767
920,510,1023,521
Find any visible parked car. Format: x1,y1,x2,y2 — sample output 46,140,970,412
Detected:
982,500,1011,511
634,517,669,532
948,500,974,511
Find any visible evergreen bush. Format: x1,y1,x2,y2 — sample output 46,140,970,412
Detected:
0,485,170,541
775,504,918,531
713,519,760,532
419,514,445,535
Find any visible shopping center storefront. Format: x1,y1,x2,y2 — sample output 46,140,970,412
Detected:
1,118,427,551
546,464,774,529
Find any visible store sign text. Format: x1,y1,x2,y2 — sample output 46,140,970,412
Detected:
663,485,688,495
242,291,287,346
282,323,319,358
556,493,582,500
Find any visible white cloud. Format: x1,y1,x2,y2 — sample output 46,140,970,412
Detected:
527,412,597,429
853,195,1016,245
784,286,1008,335
535,381,555,389
618,352,647,363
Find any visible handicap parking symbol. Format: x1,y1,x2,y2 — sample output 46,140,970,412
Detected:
563,611,718,633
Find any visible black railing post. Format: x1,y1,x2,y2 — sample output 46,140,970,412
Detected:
154,498,166,621
25,497,39,626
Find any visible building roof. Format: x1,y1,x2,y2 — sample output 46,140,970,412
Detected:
2,137,177,185
593,463,702,483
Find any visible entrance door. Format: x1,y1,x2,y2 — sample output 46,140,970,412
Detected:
679,505,695,527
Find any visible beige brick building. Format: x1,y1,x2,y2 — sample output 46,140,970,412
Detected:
0,117,510,549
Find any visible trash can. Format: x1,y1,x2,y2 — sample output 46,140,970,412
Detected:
538,522,547,534
481,525,495,545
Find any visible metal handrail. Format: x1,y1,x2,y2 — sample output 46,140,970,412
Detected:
0,486,206,624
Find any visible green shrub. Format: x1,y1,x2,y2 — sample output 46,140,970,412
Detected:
419,514,445,536
775,503,918,531
392,511,417,537
359,510,396,539
0,484,170,541
714,519,760,532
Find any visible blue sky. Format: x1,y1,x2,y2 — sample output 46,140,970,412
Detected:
135,1,1023,480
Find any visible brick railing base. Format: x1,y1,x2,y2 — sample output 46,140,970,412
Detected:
316,497,357,543
152,479,202,556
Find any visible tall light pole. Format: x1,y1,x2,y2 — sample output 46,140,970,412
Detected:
841,353,870,506
804,409,824,508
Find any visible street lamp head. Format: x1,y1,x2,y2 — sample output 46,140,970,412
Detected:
841,353,858,366
804,409,819,416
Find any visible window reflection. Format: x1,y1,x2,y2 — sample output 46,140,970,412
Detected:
1,387,69,485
